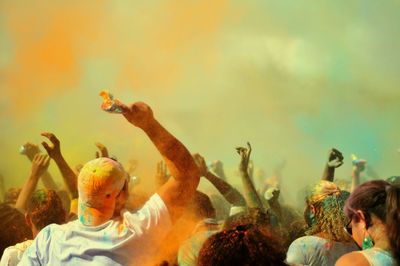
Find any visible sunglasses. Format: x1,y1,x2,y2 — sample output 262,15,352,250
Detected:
344,220,352,236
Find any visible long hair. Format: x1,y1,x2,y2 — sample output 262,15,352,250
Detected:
305,181,351,242
344,180,400,263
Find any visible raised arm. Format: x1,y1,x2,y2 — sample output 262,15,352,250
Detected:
41,132,78,199
350,155,366,192
15,154,50,212
236,142,267,210
20,142,59,191
122,102,200,221
321,148,344,181
210,160,227,181
94,142,109,158
193,153,246,207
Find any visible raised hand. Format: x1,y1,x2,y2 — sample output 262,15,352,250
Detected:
210,160,223,176
193,153,209,177
121,102,155,129
322,148,343,181
236,142,266,210
327,148,344,168
41,132,78,198
351,154,367,173
20,142,41,161
350,154,367,192
30,154,51,178
236,142,252,173
15,153,50,212
95,142,109,158
41,132,62,160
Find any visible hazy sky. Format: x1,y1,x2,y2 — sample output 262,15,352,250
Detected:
1,0,399,204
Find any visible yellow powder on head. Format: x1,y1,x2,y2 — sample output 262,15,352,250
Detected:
78,158,127,207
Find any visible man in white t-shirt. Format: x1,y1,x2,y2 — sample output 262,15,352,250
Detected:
18,101,200,266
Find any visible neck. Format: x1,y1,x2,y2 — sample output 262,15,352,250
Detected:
370,224,391,251
32,226,39,238
78,205,112,226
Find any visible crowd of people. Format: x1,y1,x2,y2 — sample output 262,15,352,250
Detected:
0,100,399,266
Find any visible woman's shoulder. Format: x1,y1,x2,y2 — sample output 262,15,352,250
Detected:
335,251,370,266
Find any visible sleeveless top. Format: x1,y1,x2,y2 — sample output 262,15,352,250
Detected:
356,248,397,266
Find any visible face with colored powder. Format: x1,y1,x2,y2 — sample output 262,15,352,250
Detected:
113,177,130,217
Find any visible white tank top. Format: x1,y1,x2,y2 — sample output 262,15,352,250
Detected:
357,248,397,266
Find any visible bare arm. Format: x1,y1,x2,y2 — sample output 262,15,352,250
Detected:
193,153,246,206
122,102,200,221
155,160,170,188
94,142,109,158
20,142,59,191
41,132,78,199
236,142,267,210
210,160,227,181
321,148,344,181
351,156,366,192
15,154,50,212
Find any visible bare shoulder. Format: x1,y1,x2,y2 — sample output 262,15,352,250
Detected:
335,251,369,266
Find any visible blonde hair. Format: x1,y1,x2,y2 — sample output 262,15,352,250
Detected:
306,181,351,242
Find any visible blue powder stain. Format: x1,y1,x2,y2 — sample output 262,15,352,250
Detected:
102,232,112,243
79,215,85,223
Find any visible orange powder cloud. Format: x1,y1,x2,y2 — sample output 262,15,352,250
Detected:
0,0,231,117
0,1,106,117
114,0,229,92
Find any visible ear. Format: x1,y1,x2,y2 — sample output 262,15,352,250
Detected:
25,213,32,227
355,210,367,228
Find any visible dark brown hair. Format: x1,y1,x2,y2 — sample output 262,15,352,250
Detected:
0,203,32,256
198,224,286,266
27,189,66,230
344,180,400,263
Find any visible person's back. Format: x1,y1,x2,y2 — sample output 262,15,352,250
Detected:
1,189,65,266
21,193,171,265
286,235,358,266
18,101,200,266
287,181,357,266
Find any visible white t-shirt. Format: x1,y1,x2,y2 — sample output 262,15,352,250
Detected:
18,193,171,266
286,235,358,266
0,240,33,266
